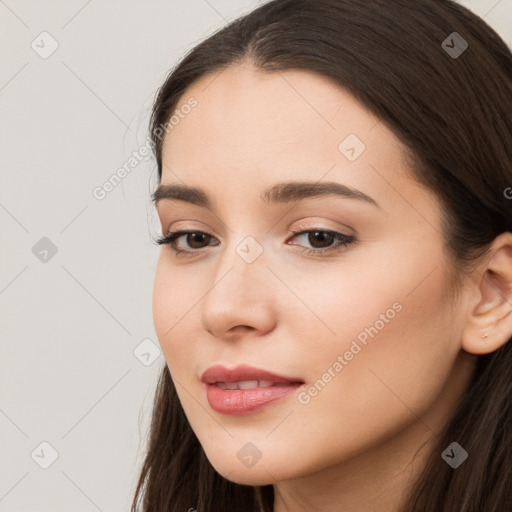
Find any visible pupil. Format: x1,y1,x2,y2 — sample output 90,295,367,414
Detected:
309,231,333,248
189,233,209,248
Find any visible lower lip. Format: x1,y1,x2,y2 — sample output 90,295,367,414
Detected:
205,383,303,415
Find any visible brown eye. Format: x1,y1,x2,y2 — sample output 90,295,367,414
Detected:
287,228,355,256
186,232,212,249
155,230,219,255
307,231,336,248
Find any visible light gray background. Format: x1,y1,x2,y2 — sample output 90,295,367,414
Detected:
0,1,510,510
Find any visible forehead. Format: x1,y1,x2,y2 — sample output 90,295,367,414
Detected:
169,65,396,156
159,64,430,218
163,64,389,161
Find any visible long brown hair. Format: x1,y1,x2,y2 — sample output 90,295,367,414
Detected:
132,1,512,510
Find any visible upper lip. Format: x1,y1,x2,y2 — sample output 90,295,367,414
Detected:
201,364,304,384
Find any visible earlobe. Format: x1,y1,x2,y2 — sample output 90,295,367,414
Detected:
461,232,512,356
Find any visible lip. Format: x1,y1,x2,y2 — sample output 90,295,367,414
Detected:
201,364,305,416
201,364,303,385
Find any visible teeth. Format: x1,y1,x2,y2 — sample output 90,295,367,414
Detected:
237,380,259,389
214,380,281,389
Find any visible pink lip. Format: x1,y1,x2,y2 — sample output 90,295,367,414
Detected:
201,364,303,384
201,364,305,416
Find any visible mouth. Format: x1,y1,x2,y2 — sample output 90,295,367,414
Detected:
211,380,300,390
201,364,305,415
201,363,304,386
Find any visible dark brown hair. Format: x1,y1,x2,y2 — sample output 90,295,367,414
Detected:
132,1,512,510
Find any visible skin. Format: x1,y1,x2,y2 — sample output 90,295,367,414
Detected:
152,63,512,512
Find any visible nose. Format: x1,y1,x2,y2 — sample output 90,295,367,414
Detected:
200,241,277,341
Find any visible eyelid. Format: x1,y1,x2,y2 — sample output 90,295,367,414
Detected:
163,221,217,237
289,219,355,237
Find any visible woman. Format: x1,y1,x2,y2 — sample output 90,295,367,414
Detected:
132,0,512,510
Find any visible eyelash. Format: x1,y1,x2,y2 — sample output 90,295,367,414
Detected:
155,227,355,257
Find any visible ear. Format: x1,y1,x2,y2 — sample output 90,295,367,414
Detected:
461,231,512,355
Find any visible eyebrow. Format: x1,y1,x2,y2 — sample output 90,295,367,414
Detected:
152,180,380,209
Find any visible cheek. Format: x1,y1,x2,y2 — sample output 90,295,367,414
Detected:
290,256,457,450
286,230,455,372
152,255,199,373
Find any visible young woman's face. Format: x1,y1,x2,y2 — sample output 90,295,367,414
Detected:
153,64,476,486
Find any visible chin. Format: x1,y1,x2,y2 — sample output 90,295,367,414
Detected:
221,469,277,487
206,454,282,486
